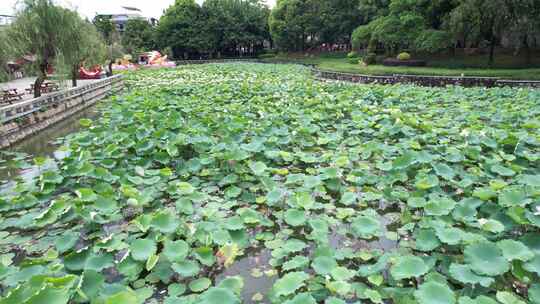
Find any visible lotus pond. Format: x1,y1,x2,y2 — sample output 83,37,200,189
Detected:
0,63,540,304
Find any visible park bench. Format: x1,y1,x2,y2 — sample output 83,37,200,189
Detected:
26,82,60,94
1,89,24,105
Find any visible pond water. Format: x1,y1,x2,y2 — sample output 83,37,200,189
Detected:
0,104,102,184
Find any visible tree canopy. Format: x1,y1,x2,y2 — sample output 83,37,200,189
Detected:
156,0,270,59
5,0,106,95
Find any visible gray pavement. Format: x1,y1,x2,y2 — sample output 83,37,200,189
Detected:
1,77,100,107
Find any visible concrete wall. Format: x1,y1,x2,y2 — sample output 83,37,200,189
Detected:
0,75,124,149
312,69,540,88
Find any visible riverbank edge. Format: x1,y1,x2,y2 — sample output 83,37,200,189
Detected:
0,76,124,149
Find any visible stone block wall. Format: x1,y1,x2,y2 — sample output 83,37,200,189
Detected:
0,75,124,149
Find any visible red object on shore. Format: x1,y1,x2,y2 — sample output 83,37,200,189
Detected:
79,66,102,79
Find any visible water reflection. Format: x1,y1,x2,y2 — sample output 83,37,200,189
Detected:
0,104,101,184
216,249,275,304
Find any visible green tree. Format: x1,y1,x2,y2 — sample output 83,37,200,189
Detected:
204,0,270,57
92,15,123,76
60,13,107,87
269,0,319,51
448,0,511,66
122,18,156,58
352,0,456,55
0,29,10,82
156,0,211,59
6,0,76,97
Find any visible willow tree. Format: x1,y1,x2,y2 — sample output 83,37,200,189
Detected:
60,12,107,87
6,0,75,97
93,15,124,77
0,29,10,82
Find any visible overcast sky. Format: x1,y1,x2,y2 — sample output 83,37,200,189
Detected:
1,0,276,19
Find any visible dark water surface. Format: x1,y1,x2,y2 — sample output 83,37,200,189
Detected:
0,104,101,183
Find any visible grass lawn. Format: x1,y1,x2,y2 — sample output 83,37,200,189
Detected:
263,52,540,80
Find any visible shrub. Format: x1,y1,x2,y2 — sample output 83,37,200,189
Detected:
363,53,377,65
347,51,359,59
397,52,411,61
258,53,276,59
348,57,359,64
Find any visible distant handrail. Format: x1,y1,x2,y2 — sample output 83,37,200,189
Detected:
0,75,123,124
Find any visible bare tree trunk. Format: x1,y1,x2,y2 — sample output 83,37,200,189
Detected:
34,62,48,98
522,35,531,64
488,36,496,67
72,65,78,87
107,60,113,77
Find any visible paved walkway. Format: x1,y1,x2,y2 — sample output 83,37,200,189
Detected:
1,77,100,107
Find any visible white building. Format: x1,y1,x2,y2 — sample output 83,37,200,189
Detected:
96,6,147,33
0,15,15,27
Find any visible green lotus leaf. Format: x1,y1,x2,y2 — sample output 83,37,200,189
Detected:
225,186,242,198
85,253,114,271
199,287,240,304
497,240,534,261
325,297,347,304
415,174,440,190
272,271,310,297
312,256,338,275
249,161,267,176
194,247,216,266
189,277,211,292
283,293,317,304
390,255,429,280
458,296,497,304
480,219,505,233
523,254,540,275
168,283,186,297
284,209,306,227
433,163,456,180
294,192,315,210
529,284,540,304
463,242,510,276
408,197,427,208
54,231,79,253
392,151,417,170
414,281,456,304
266,188,285,205
304,175,322,188
172,260,200,277
217,276,244,295
351,215,381,239
327,280,352,296
282,256,310,271
425,197,457,216
81,270,105,299
163,240,190,262
150,210,179,233
491,164,515,177
130,239,157,261
499,188,530,207
496,291,527,304
340,192,357,206
104,289,139,304
472,187,497,201
415,229,441,251
75,188,98,202
177,182,195,195
330,266,355,281
449,264,494,287
435,227,462,245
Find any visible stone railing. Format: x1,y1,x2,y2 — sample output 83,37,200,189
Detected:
175,58,256,65
312,69,540,88
175,59,540,88
0,75,123,148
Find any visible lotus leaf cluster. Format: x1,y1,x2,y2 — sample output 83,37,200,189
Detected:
0,63,539,303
